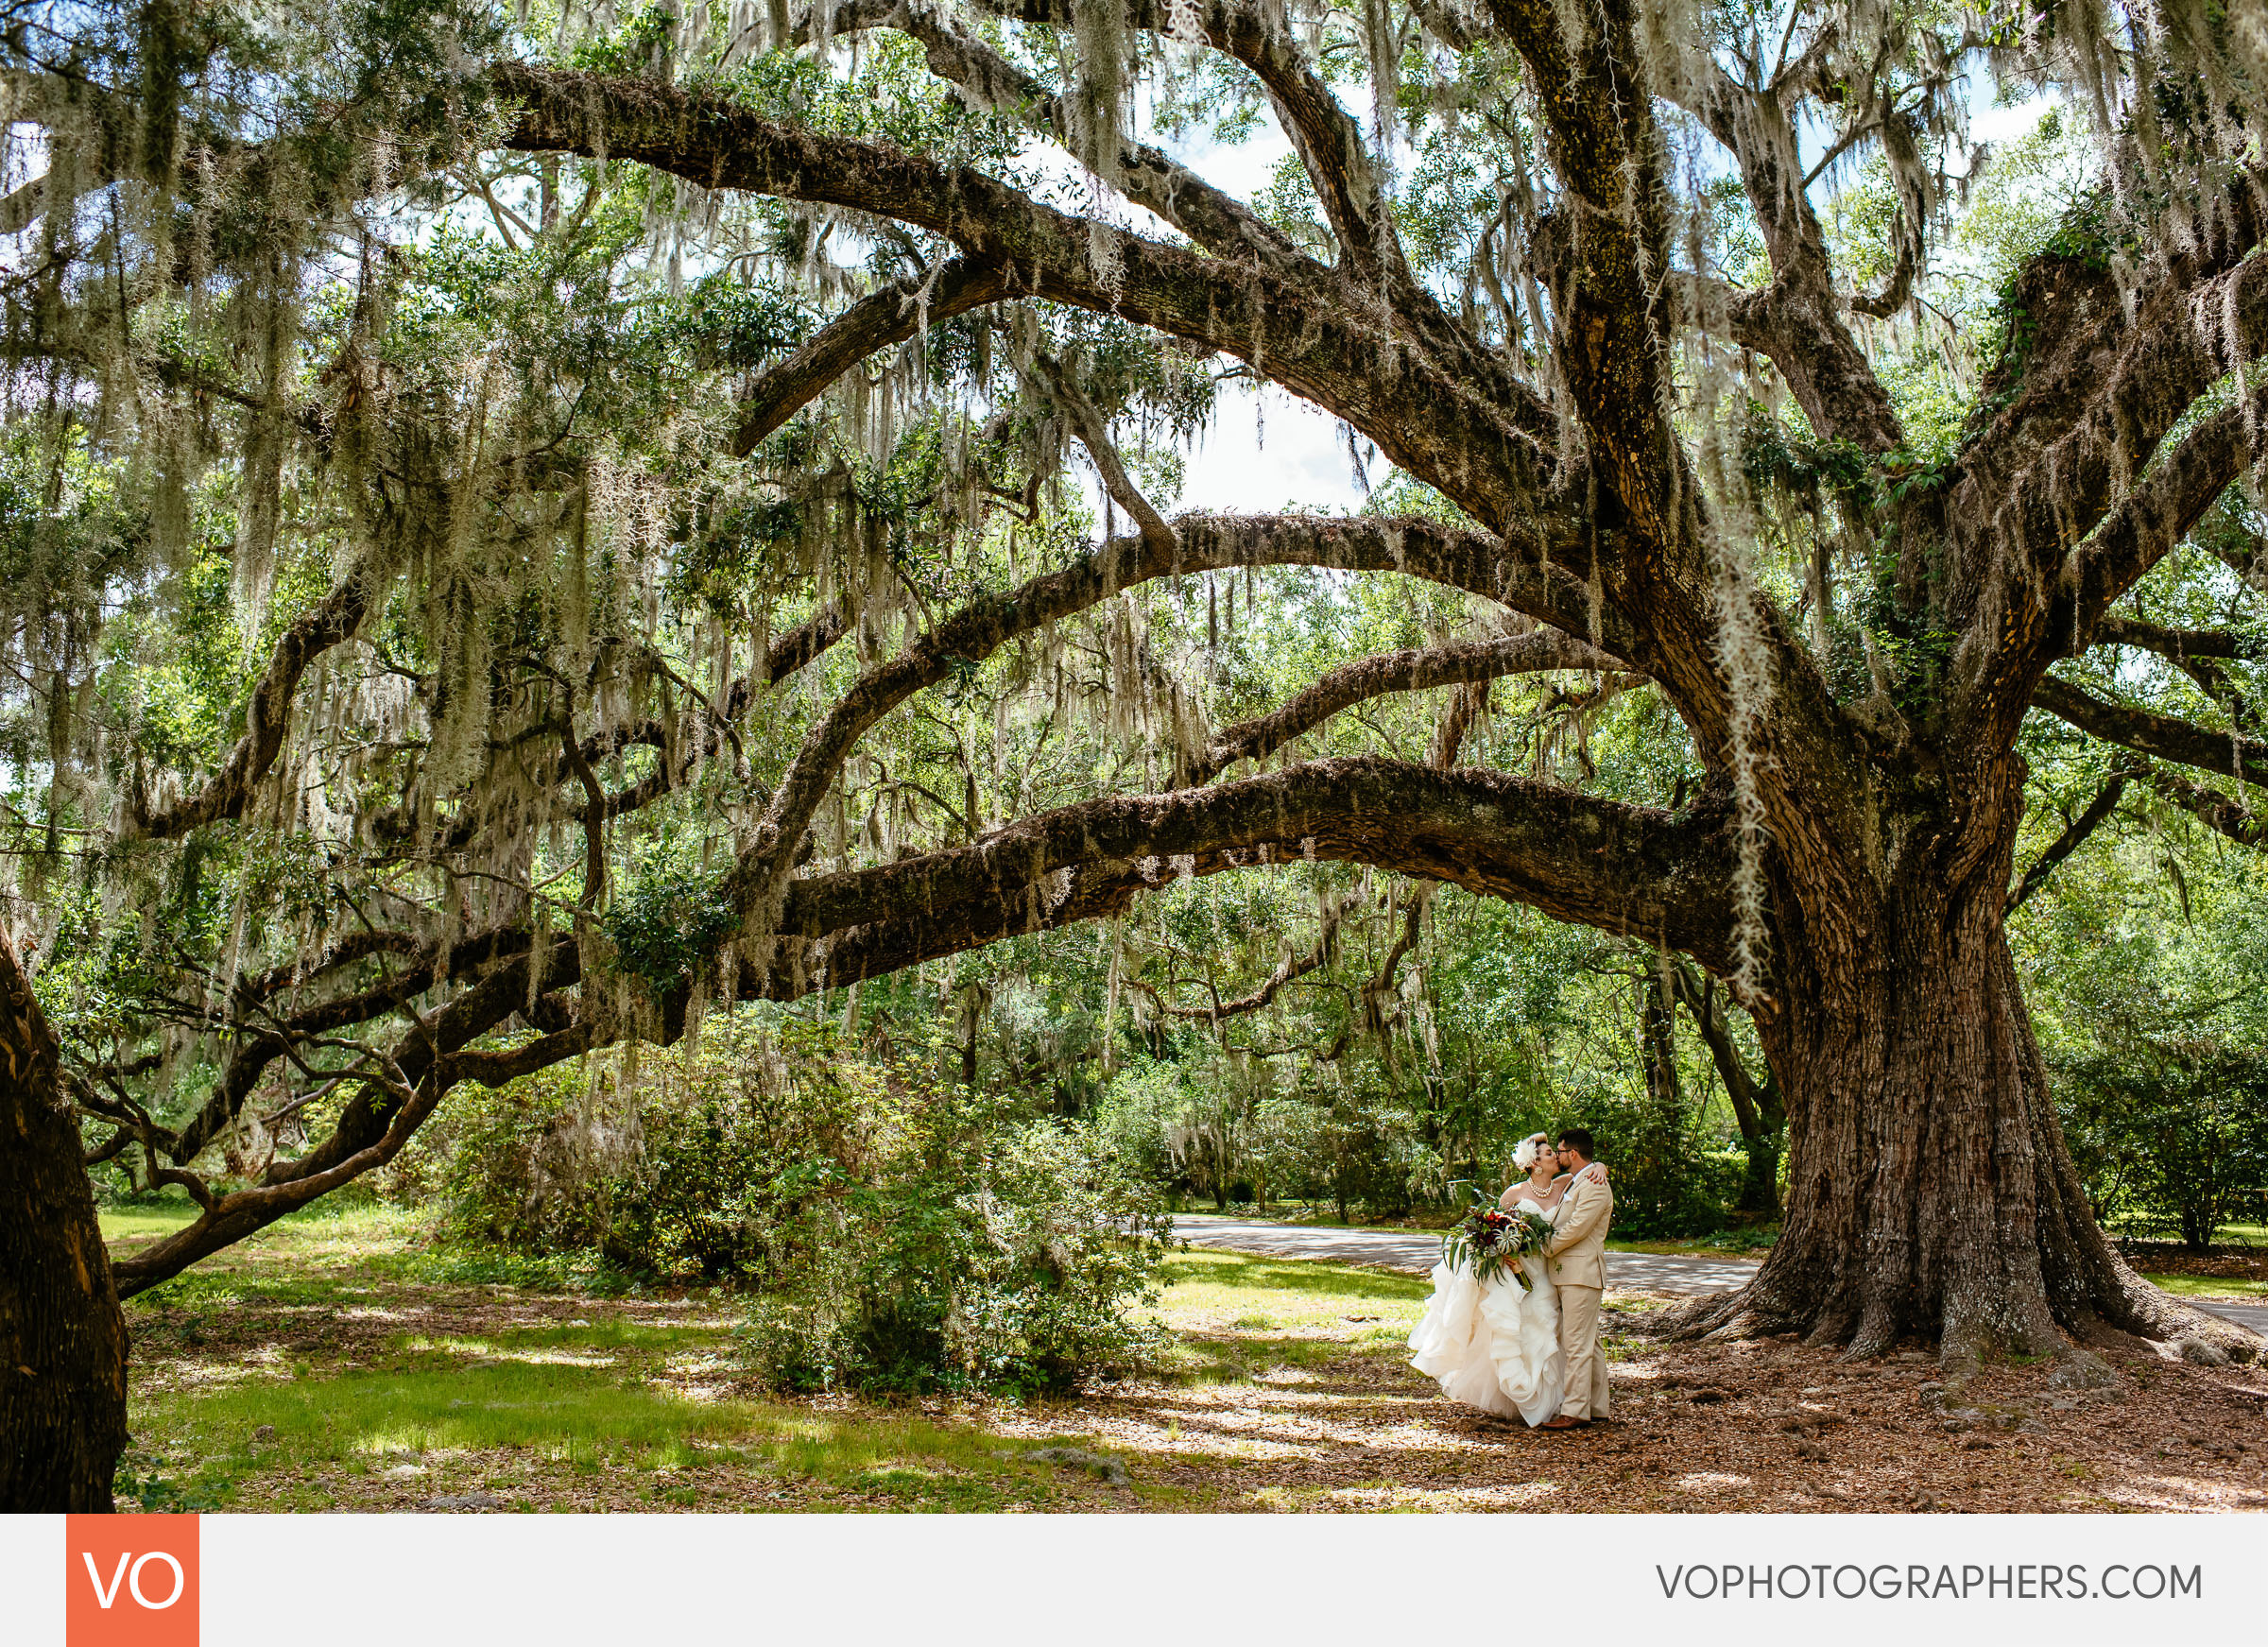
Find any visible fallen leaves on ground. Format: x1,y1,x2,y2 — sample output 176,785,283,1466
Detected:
114,1226,2268,1515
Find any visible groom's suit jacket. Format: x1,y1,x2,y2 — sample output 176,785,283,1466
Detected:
1543,1173,1614,1289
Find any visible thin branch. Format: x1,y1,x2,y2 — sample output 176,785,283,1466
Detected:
1668,955,1779,1136
1132,888,1361,1023
1030,352,1175,550
2006,768,2134,912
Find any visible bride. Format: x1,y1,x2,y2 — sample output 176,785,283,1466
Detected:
1407,1134,1606,1426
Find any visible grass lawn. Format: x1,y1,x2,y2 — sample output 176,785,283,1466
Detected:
99,1199,2268,1514
107,1200,1159,1511
2139,1273,2268,1299
104,1201,1435,1512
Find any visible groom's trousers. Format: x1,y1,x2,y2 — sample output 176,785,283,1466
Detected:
1556,1284,1612,1420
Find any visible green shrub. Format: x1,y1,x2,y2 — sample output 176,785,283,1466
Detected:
2054,1038,2268,1251
1693,1150,1751,1218
1553,1088,1729,1238
402,1010,1168,1393
600,869,738,991
740,1117,1170,1395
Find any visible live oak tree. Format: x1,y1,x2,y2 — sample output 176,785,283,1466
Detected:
5,0,2268,1507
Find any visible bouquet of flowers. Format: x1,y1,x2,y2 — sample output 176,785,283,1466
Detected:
1441,1188,1555,1290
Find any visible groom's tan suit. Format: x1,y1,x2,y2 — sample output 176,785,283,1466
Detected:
1544,1173,1614,1420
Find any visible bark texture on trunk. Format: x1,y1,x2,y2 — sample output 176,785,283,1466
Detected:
0,931,129,1511
1680,766,2255,1366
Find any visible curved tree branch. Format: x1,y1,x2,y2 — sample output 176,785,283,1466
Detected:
489,61,1558,551
830,0,1312,273
2030,676,2268,788
730,255,1015,456
1187,629,1624,783
111,945,593,1295
727,510,1630,930
2093,616,2257,662
129,572,371,839
112,742,1735,1295
764,755,1739,986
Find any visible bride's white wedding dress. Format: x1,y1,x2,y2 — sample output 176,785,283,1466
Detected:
1407,1193,1567,1425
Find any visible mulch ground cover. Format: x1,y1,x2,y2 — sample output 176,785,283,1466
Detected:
997,1302,2268,1512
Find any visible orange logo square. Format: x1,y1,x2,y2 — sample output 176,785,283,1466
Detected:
65,1515,198,1647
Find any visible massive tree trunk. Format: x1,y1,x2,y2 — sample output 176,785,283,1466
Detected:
0,931,129,1511
1683,755,2245,1365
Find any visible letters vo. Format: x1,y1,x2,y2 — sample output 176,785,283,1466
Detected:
64,1516,198,1647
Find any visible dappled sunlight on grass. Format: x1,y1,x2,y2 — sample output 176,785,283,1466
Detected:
112,1207,2266,1515
1155,1250,1427,1390
1162,1250,1429,1308
103,1198,427,1254
147,1359,755,1460
99,1202,210,1241
109,1200,657,1311
128,1347,1092,1510
404,1334,621,1366
2142,1273,2268,1299
119,1240,1469,1512
114,1202,1181,1509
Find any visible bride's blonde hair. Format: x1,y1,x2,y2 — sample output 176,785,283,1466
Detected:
1511,1133,1551,1172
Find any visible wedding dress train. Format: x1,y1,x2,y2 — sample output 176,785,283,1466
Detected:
1406,1194,1567,1425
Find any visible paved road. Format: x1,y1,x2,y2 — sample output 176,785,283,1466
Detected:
1170,1213,2268,1338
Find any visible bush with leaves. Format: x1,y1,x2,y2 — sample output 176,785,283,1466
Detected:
2054,1040,2268,1252
1552,1087,1732,1239
742,1114,1170,1395
399,1009,1169,1392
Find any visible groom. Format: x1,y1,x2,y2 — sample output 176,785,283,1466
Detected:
1538,1127,1613,1431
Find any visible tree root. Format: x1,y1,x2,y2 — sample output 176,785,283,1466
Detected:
1646,1273,2259,1377
1657,1287,1804,1344
2077,1262,2262,1364
2122,1299,2259,1365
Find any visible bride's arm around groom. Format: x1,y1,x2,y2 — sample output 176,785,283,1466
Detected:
1543,1169,1613,1285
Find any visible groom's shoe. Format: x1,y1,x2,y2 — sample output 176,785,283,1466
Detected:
1538,1415,1587,1430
